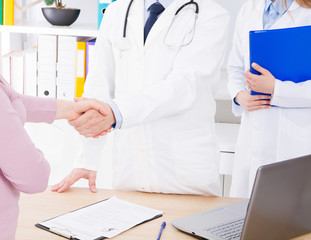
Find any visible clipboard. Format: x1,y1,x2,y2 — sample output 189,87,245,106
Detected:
35,196,163,239
249,25,311,96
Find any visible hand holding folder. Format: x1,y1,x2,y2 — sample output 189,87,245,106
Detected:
246,63,276,95
249,25,311,96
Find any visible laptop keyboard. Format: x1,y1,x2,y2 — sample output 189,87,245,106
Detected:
204,218,244,240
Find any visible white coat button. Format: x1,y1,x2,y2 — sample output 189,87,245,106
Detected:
140,148,145,153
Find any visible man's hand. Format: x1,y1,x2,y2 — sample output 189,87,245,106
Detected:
69,98,116,138
236,90,271,112
51,168,97,193
245,63,276,94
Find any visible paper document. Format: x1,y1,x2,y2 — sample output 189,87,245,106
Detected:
36,196,163,240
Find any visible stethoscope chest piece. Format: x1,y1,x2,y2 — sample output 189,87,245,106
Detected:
118,38,130,51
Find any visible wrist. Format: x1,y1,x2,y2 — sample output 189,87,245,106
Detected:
235,91,244,106
56,100,74,120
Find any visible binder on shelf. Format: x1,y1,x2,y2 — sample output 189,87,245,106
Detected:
37,35,57,98
37,63,57,98
3,0,22,25
0,0,3,25
250,26,311,95
57,36,77,100
97,0,115,29
11,51,24,94
86,38,96,78
24,47,38,96
3,0,13,25
75,38,94,98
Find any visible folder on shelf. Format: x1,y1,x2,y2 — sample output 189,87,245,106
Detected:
35,196,163,240
75,37,95,98
249,26,311,95
0,0,3,25
37,63,56,98
3,0,13,25
75,40,86,98
3,0,22,25
37,35,57,98
24,47,38,96
57,36,77,100
86,38,96,78
97,0,115,29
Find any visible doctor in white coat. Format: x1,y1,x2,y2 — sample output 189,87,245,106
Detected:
52,0,230,196
228,0,311,198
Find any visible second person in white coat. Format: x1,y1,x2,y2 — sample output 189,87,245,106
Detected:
227,0,311,198
52,0,230,196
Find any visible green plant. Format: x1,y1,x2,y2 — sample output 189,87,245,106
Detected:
44,0,66,9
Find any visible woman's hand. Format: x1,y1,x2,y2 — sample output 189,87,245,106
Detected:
245,63,276,94
51,168,97,193
236,90,271,112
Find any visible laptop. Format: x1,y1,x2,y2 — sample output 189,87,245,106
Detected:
171,154,311,240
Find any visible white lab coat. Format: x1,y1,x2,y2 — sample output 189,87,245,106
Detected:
76,0,230,195
227,0,311,198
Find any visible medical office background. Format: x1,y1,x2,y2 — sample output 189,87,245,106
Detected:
0,0,245,196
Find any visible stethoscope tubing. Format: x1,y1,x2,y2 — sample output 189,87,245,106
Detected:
175,0,199,15
123,0,199,38
123,0,135,38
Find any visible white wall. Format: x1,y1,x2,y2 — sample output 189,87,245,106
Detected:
214,0,247,100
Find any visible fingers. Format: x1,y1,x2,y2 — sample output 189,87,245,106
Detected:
245,98,271,111
251,62,268,75
69,109,97,128
88,174,97,193
98,105,109,116
93,128,112,138
51,173,79,193
245,70,260,82
236,91,272,112
51,169,98,193
251,94,272,101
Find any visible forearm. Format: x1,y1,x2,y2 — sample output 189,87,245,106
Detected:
20,94,56,123
271,79,311,107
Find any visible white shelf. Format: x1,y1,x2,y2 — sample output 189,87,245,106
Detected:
0,20,98,37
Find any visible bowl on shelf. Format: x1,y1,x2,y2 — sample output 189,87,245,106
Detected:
42,7,80,26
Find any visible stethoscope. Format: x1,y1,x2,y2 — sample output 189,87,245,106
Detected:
119,0,199,50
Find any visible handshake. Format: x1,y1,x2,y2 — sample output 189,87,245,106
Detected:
56,97,116,138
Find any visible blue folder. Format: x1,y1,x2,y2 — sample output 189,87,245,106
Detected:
249,25,311,95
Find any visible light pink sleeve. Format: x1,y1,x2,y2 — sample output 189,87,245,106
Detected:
0,85,51,194
20,94,56,123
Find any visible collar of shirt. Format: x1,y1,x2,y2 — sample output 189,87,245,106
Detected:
144,0,174,23
264,0,294,15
